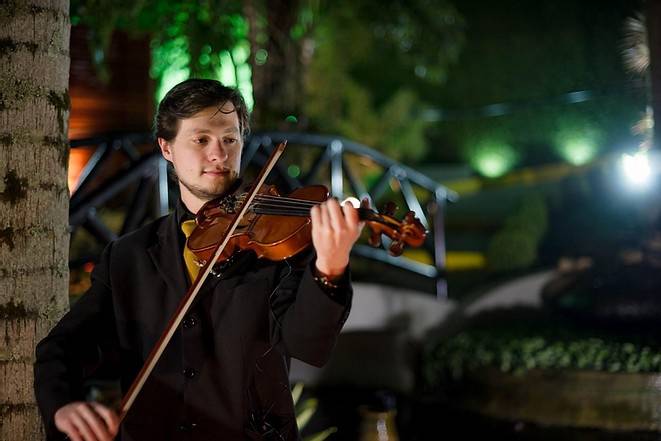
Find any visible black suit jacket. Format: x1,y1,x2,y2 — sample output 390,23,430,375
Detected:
34,202,352,440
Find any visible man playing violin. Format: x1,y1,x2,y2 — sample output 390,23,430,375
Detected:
35,79,363,441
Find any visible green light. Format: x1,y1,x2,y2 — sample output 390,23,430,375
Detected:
287,164,301,178
219,51,237,86
469,141,517,178
153,37,191,103
559,140,596,166
554,124,601,166
285,115,298,123
152,38,253,112
218,50,254,111
232,42,250,64
255,49,268,65
236,64,253,111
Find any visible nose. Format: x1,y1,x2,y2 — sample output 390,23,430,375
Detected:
207,139,228,162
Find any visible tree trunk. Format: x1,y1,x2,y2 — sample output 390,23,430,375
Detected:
246,0,302,129
0,1,70,439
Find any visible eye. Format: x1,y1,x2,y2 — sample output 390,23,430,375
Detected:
224,138,238,145
192,137,208,145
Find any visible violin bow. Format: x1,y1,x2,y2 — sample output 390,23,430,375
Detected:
118,141,287,422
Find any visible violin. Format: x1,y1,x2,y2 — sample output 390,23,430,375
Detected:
186,184,427,268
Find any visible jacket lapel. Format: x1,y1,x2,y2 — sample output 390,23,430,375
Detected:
147,212,189,298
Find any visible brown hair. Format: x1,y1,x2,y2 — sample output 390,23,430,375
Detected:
154,79,250,141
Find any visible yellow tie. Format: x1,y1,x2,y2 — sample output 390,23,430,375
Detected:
181,220,199,283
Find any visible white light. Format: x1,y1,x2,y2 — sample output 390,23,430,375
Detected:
621,151,651,187
341,197,360,208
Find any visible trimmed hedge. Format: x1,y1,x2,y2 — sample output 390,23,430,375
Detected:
424,323,661,389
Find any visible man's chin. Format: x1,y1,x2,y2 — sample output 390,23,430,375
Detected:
180,183,224,201
199,186,232,200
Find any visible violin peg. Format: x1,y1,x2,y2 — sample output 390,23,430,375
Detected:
382,201,397,216
368,229,382,248
389,240,404,256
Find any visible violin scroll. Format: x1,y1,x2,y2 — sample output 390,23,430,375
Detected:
362,201,427,256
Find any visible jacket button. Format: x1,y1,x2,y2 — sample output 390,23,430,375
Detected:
182,315,197,329
183,367,197,379
177,422,197,431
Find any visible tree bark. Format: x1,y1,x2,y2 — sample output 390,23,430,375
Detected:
0,1,70,439
246,0,302,129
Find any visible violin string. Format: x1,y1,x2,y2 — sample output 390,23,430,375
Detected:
252,200,379,217
250,201,317,211
249,207,407,235
251,204,396,226
251,208,311,216
251,195,402,227
250,202,311,210
253,194,321,204
251,208,311,215
254,195,379,218
253,202,317,210
253,195,318,208
251,202,316,211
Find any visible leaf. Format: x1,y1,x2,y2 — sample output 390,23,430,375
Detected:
291,382,304,406
304,427,338,441
296,398,319,429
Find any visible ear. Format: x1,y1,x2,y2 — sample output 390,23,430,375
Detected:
158,138,173,162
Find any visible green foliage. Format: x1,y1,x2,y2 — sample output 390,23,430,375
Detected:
486,230,537,271
331,87,429,162
71,0,246,86
486,193,548,271
291,383,337,441
304,0,464,163
504,194,548,242
423,324,661,389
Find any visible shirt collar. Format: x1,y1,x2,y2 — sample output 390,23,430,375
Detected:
175,198,196,225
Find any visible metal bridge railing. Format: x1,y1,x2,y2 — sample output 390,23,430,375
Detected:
69,132,457,298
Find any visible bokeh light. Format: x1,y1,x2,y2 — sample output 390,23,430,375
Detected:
554,124,601,166
557,139,597,166
469,141,518,178
621,151,651,188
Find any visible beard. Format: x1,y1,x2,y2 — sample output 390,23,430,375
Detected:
178,170,239,202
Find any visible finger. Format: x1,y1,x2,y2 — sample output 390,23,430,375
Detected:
343,203,364,235
319,201,331,230
62,422,83,441
342,202,360,227
70,412,97,441
90,402,120,436
326,199,345,232
79,403,111,441
310,204,322,229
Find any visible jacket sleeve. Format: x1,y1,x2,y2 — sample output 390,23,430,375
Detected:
268,252,352,367
34,243,118,441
